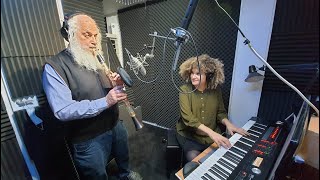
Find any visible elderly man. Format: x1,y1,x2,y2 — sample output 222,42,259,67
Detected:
42,12,142,180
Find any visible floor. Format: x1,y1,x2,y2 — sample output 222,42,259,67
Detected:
108,123,175,180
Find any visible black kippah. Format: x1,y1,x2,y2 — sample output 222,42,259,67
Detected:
60,11,86,41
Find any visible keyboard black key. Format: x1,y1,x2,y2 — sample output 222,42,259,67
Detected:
246,134,259,142
234,141,250,152
223,152,240,164
242,136,256,144
220,158,236,169
217,159,234,171
238,140,252,148
226,151,242,162
240,137,255,146
209,168,225,180
201,176,209,180
204,173,215,180
213,164,231,176
229,147,246,157
254,123,267,128
250,126,263,133
248,130,261,137
252,125,265,131
211,166,228,179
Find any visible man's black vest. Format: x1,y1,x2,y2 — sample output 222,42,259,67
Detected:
45,49,119,143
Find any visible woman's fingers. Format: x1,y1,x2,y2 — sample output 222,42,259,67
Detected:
217,137,231,149
238,128,250,136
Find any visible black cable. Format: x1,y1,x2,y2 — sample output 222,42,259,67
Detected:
166,27,201,94
297,164,303,180
64,137,81,180
214,0,249,44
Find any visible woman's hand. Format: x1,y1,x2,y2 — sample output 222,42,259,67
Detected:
208,131,232,149
226,123,250,136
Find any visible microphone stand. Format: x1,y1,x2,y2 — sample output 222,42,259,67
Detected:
213,0,319,116
97,53,144,131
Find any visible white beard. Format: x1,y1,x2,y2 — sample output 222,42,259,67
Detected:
68,41,103,72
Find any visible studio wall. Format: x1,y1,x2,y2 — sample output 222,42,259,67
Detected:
118,0,241,128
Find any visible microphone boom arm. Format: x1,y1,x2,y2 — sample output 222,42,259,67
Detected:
213,0,319,116
172,0,199,71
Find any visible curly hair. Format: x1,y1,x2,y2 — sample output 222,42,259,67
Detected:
179,54,225,89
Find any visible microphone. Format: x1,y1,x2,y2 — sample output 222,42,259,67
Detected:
172,0,199,71
125,48,147,76
125,33,157,77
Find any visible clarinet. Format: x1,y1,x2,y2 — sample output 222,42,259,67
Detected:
97,53,143,131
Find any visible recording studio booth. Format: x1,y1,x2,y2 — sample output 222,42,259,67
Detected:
1,0,319,180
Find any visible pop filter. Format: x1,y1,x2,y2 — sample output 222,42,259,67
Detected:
117,67,133,87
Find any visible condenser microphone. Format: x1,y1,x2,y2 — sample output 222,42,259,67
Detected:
172,0,199,71
125,48,147,76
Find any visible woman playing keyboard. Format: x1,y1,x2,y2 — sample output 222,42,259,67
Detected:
176,54,250,162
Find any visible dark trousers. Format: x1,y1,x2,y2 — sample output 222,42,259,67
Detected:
72,121,130,180
176,133,212,162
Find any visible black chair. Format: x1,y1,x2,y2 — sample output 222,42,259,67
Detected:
24,102,80,180
165,129,184,178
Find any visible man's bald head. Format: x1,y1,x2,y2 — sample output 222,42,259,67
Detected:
66,14,103,72
68,14,101,53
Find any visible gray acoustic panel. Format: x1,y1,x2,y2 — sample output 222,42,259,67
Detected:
1,0,65,57
1,0,74,179
262,31,319,95
63,0,107,36
259,0,319,121
106,38,136,102
258,91,303,125
1,56,48,99
1,97,15,142
119,0,241,128
1,0,65,99
1,139,32,180
1,97,31,179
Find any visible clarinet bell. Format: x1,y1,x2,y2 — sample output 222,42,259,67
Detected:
131,116,143,131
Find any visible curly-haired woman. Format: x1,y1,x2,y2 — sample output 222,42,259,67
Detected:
176,54,249,162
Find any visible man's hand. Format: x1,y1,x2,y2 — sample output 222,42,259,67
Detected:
208,131,232,149
110,72,123,86
106,86,127,107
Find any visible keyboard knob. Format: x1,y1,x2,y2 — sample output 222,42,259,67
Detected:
251,167,261,174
